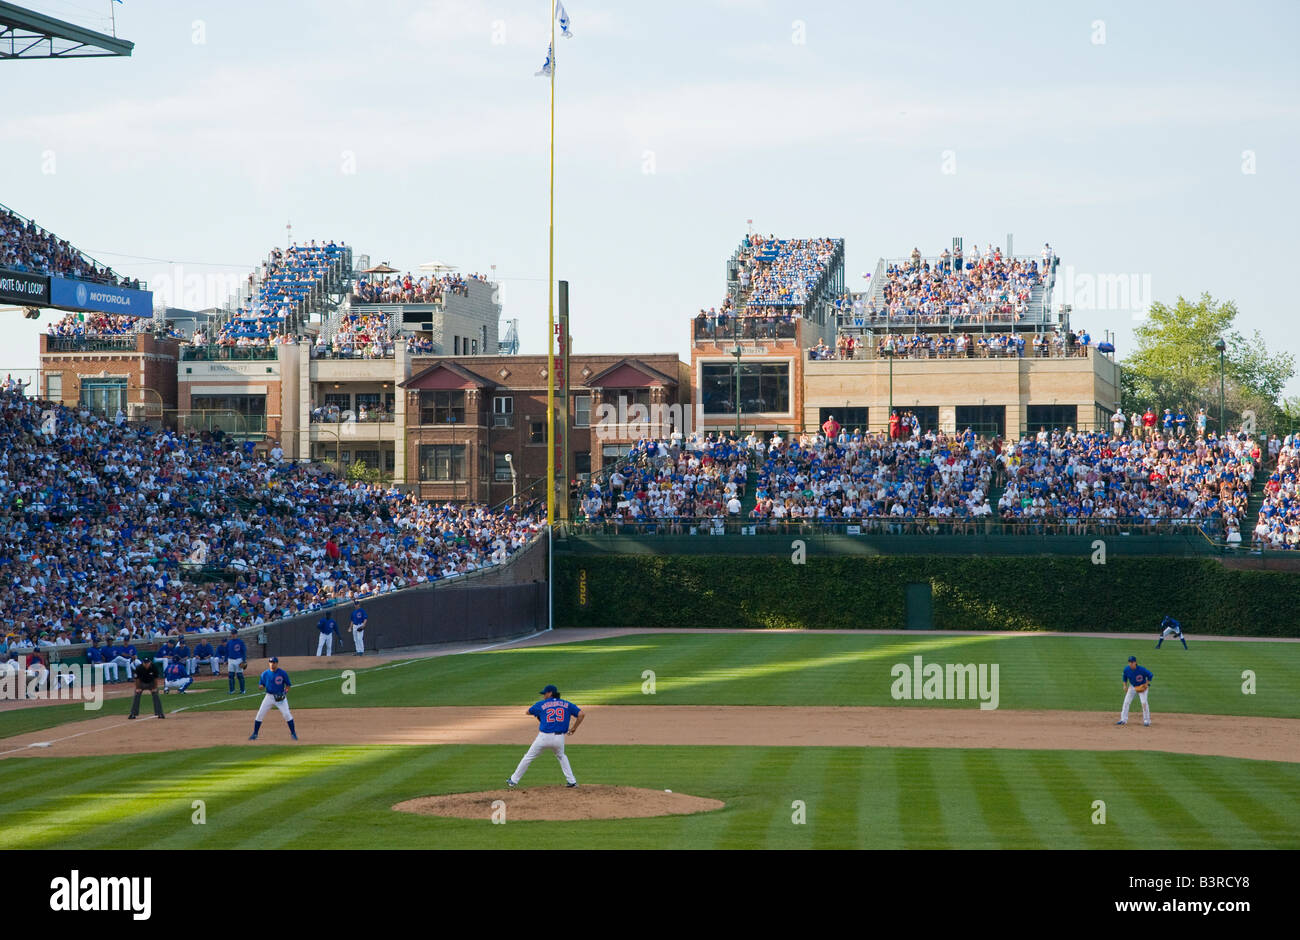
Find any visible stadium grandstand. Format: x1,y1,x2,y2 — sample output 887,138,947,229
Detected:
572,421,1275,548
0,386,543,652
1,201,141,289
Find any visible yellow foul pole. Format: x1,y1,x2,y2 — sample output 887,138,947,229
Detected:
545,0,557,527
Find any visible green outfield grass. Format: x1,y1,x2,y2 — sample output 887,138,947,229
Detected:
180,633,1300,718
1,744,1296,849
2,634,1296,742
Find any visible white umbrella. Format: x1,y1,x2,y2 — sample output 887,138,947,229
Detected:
418,261,459,273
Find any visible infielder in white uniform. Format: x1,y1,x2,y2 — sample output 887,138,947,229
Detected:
349,601,367,656
248,656,297,741
507,684,584,788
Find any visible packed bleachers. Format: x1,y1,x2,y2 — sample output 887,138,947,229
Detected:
46,311,150,338
313,311,394,359
738,235,842,310
1254,434,1300,549
576,422,1264,541
208,241,348,346
868,242,1049,323
351,272,473,304
0,388,542,649
1,204,140,288
810,328,1101,361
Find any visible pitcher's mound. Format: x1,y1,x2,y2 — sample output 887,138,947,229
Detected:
393,785,725,821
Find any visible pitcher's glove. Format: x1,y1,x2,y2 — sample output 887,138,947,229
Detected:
1134,681,1149,694
273,693,286,702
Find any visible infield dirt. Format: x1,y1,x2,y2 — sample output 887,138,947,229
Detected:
393,785,725,821
2,705,1296,763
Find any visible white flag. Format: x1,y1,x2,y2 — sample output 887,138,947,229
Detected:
557,2,573,38
535,42,553,77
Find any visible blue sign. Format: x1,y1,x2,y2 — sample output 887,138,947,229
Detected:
49,276,153,317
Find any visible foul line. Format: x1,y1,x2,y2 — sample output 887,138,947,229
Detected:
0,630,550,755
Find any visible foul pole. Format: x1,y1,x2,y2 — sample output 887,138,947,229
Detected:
545,0,557,529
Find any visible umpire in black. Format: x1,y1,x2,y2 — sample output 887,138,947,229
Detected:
128,654,165,720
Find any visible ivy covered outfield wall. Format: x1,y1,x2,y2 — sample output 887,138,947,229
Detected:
553,553,1300,636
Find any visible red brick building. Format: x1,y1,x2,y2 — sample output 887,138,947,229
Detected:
39,333,180,419
400,353,690,505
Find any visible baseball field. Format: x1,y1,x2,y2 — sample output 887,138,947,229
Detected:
1,629,1297,850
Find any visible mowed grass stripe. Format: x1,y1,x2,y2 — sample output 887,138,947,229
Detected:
892,750,947,849
1178,760,1294,849
856,749,901,849
1026,751,1111,849
1097,752,1212,849
958,750,1041,849
713,747,803,849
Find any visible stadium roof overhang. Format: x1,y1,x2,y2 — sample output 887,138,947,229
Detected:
0,2,133,59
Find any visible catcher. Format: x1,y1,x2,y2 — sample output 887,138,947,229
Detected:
248,656,297,741
127,654,165,720
1116,655,1154,727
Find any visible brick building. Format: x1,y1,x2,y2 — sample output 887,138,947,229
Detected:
39,332,180,419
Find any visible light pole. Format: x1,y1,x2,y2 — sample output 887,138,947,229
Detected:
883,336,895,432
1214,337,1226,434
505,451,518,511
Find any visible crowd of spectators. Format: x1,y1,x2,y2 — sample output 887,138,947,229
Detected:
866,242,1049,322
0,388,542,651
351,271,483,305
313,312,394,359
1,205,141,288
406,334,436,355
205,241,348,346
810,329,1101,361
736,235,841,308
576,416,1272,542
46,311,149,339
1254,434,1300,549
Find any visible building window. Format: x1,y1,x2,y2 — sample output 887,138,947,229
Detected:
573,395,591,428
384,449,395,472
493,396,514,428
45,373,62,402
454,336,460,355
190,393,267,434
608,387,651,409
954,406,1005,439
700,362,789,415
79,377,127,416
602,444,634,459
353,449,380,469
355,392,381,415
574,452,591,477
419,390,466,425
1026,405,1079,434
819,407,868,431
419,444,466,481
529,420,546,444
495,453,513,482
323,392,351,411
471,339,478,354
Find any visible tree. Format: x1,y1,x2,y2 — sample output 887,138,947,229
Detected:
1120,293,1294,431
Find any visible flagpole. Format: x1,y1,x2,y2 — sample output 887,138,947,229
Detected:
545,0,557,529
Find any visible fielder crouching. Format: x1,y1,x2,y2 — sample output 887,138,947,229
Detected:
163,660,194,694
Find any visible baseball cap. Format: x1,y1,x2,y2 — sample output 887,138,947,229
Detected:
539,684,559,695
269,656,279,663
1127,656,1137,663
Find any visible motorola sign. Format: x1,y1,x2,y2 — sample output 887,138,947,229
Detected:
49,275,153,317
0,268,51,306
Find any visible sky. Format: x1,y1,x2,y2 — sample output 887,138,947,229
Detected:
3,0,1299,390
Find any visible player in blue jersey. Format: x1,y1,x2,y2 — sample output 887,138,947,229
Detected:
248,656,297,741
315,612,340,657
174,639,193,677
226,629,248,695
1156,615,1187,650
193,639,219,676
507,684,584,788
1117,655,1153,726
163,660,193,694
348,601,367,656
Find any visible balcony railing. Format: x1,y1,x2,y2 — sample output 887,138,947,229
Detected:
693,316,799,342
810,343,1099,362
310,345,396,360
181,345,279,361
836,304,1052,332
46,335,141,352
310,411,396,424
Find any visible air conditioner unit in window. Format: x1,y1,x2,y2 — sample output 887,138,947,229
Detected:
493,415,512,428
